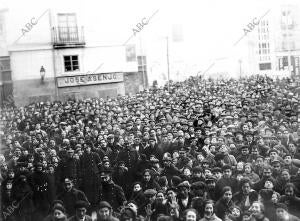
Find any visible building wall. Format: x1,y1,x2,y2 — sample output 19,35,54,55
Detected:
12,76,126,106
13,77,56,106
246,4,300,78
58,81,125,101
10,47,56,106
10,48,54,80
124,72,144,95
8,25,138,106
0,8,9,57
2,4,141,107
9,46,131,106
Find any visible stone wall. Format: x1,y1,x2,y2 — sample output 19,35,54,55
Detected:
13,77,126,107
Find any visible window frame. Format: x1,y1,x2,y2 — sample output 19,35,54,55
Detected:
63,55,80,72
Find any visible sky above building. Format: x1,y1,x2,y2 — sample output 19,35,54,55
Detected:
1,0,299,82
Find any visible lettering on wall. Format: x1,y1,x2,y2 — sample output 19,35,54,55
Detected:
57,72,123,88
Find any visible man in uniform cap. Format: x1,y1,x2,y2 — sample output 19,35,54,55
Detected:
204,175,218,201
99,168,126,212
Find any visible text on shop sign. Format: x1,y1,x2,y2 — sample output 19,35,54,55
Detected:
57,72,124,87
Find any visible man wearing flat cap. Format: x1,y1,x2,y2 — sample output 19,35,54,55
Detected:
97,201,119,221
138,189,157,218
57,178,89,217
119,206,136,221
68,200,92,221
177,181,192,216
215,165,239,199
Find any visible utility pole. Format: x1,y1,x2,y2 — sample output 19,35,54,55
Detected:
166,37,170,92
285,8,293,78
196,71,201,86
239,59,242,78
139,36,145,90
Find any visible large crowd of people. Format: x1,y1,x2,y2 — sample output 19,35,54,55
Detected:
1,75,300,221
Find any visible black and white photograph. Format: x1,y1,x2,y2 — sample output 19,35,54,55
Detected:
1,0,300,220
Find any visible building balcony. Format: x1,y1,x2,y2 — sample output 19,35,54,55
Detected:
52,26,85,49
280,23,295,30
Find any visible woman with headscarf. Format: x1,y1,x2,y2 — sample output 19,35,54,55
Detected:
243,163,260,185
233,178,258,213
279,183,300,218
183,208,199,221
249,201,269,221
199,200,222,221
215,186,234,220
50,205,68,221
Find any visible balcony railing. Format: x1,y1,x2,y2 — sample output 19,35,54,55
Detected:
52,26,85,48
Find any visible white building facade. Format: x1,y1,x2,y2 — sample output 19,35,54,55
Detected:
247,4,300,78
0,5,146,106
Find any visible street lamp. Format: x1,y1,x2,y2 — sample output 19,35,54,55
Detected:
40,66,46,84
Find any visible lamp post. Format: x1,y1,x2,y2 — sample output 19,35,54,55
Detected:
40,66,46,84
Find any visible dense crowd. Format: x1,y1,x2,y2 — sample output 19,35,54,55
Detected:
1,75,300,221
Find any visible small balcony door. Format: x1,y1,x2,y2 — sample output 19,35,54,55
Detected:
57,13,78,42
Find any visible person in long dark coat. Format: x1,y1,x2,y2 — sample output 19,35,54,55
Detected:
56,148,80,188
79,144,101,211
57,178,89,218
279,182,300,218
1,180,17,221
215,165,239,200
99,168,126,213
160,156,181,184
142,138,164,161
112,161,130,198
140,169,161,191
117,141,140,185
232,178,258,213
12,175,35,221
215,186,235,220
28,163,54,221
